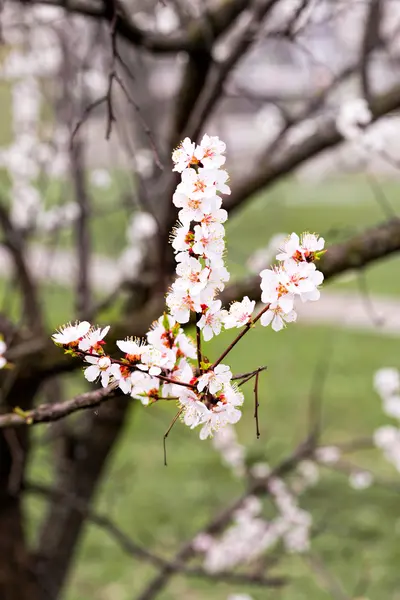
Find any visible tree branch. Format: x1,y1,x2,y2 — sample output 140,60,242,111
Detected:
12,0,249,54
220,216,400,306
225,82,400,214
0,204,44,333
0,384,120,428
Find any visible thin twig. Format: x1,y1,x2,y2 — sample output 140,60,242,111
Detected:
254,369,260,439
233,366,267,381
0,384,120,429
70,95,107,148
196,325,202,372
114,72,163,170
164,408,183,466
210,305,270,370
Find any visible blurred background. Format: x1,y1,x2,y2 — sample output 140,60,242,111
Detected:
1,0,400,599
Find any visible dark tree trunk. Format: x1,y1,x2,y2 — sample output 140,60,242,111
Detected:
0,377,42,600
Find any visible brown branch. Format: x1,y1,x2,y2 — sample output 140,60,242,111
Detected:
220,216,400,307
71,134,92,318
12,0,249,54
0,204,44,333
360,0,382,103
185,0,280,142
0,385,120,429
70,95,107,148
232,366,267,381
210,304,270,370
225,82,400,214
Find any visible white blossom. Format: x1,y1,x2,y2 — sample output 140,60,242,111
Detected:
194,134,226,169
90,169,111,188
84,355,117,387
193,223,225,266
276,232,325,264
166,288,202,324
0,339,7,369
349,471,373,490
172,137,196,173
175,255,210,295
116,338,147,360
197,364,232,394
315,446,341,464
336,98,372,141
199,402,242,439
197,300,227,341
52,321,91,346
260,302,297,332
79,326,110,352
224,296,255,329
374,368,400,399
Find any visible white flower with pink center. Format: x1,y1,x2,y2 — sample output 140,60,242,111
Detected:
0,339,7,369
199,402,242,440
197,364,232,394
276,232,325,264
177,168,230,200
260,303,297,332
171,223,193,254
197,300,227,341
166,288,202,323
84,355,117,387
193,223,225,266
138,345,175,376
179,388,210,429
206,265,230,292
194,134,226,169
172,137,197,173
260,267,294,311
173,191,214,224
201,197,228,227
284,261,324,302
52,320,91,345
224,296,255,329
175,255,210,295
219,383,244,407
177,168,218,200
79,325,110,352
116,338,147,361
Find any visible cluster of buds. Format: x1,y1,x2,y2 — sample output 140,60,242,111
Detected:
52,135,325,442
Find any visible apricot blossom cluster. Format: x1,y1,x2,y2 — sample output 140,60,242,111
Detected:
52,135,325,440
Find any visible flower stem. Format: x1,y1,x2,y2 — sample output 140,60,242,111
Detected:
210,303,270,370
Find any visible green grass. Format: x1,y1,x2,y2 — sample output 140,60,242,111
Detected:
27,323,400,600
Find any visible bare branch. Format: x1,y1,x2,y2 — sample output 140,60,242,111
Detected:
360,0,383,102
225,82,400,214
0,385,120,429
220,216,400,307
11,0,249,54
185,0,280,142
0,204,44,333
